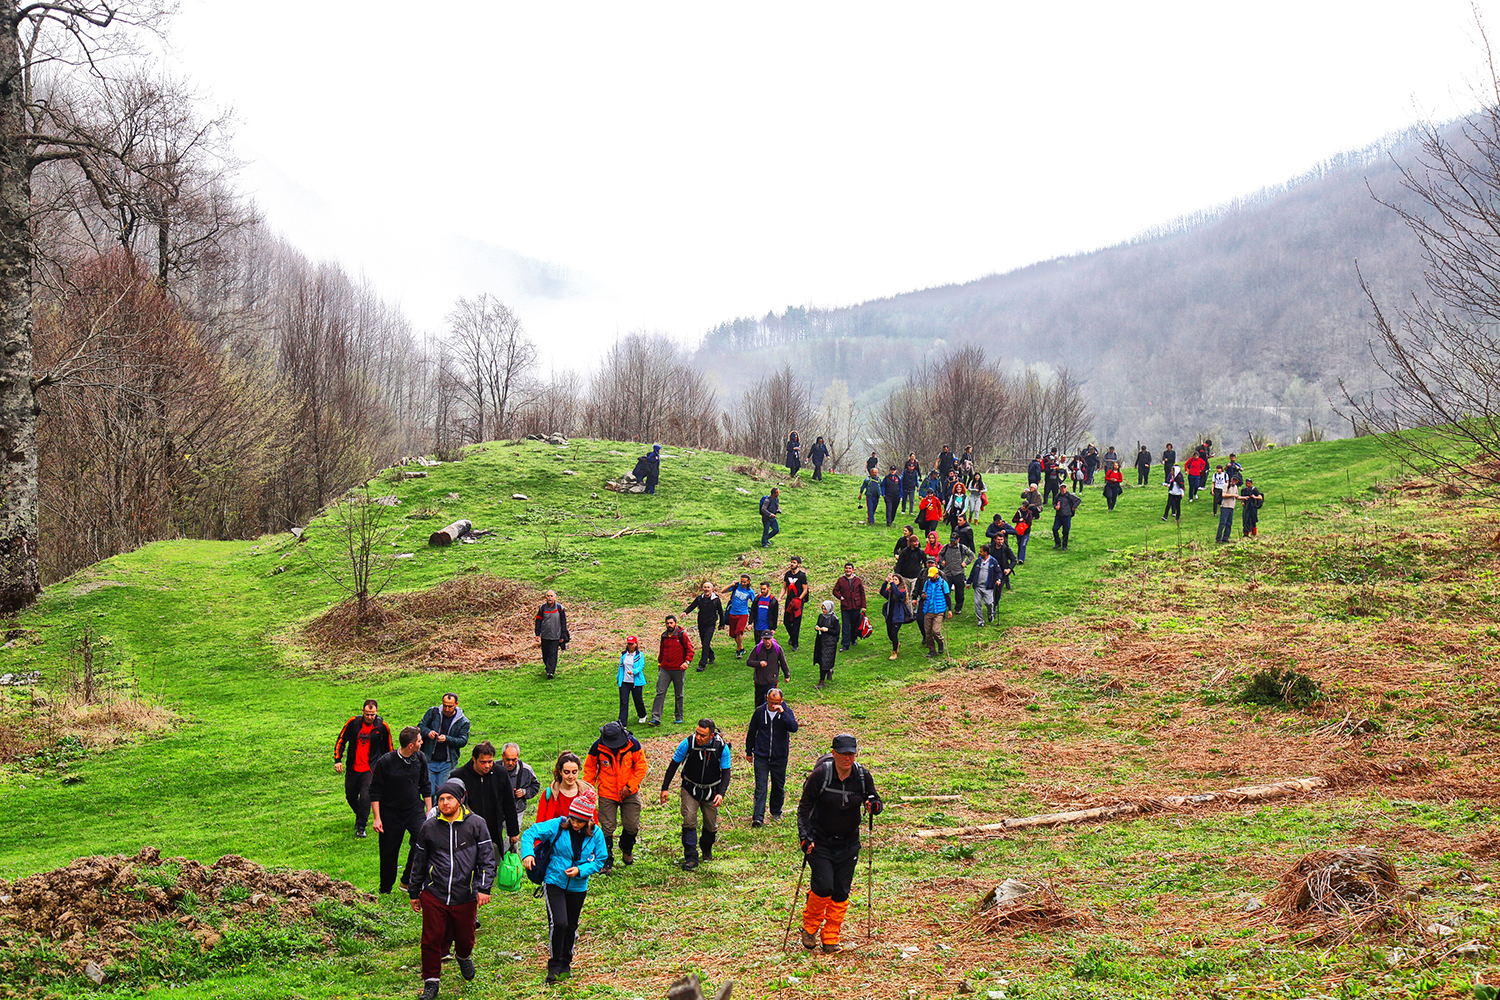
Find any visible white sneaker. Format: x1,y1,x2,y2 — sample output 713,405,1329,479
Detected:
638,717,648,724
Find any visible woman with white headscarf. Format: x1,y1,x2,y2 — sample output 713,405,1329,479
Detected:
1162,466,1185,522
811,600,841,690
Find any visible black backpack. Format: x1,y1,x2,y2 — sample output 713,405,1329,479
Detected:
681,731,727,802
527,819,575,895
809,755,870,818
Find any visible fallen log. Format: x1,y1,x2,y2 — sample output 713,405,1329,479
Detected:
428,519,473,546
896,794,964,803
915,776,1330,838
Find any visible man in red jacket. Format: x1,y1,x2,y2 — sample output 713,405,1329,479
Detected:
832,563,866,653
649,614,696,727
334,699,394,839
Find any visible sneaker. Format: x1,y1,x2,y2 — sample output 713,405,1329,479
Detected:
674,718,684,724
457,956,476,981
751,820,763,828
638,716,648,725
771,813,783,821
354,828,367,839
421,980,441,1000
546,968,559,985
735,649,745,659
800,929,818,950
1161,517,1168,521
696,664,706,672
648,719,661,726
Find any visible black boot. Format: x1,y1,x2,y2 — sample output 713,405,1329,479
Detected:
620,830,637,866
681,826,699,870
603,834,614,872
700,830,717,861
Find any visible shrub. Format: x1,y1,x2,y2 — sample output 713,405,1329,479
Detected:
1238,668,1324,708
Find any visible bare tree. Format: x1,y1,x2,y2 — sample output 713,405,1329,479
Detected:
1340,60,1500,502
443,294,536,443
729,364,811,462
309,484,397,622
813,379,862,472
585,332,719,448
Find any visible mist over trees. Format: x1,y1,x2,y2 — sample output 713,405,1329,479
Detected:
691,128,1439,455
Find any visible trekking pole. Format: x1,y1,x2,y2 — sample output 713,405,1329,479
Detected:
782,850,809,952
866,803,876,945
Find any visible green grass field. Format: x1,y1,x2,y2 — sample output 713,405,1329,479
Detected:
2,434,1497,999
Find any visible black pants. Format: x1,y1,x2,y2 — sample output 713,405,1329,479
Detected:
1164,494,1182,520
1104,484,1120,511
943,575,966,613
377,810,422,893
783,611,802,651
885,618,907,650
812,462,823,481
753,756,788,822
840,609,860,649
884,497,897,526
1137,466,1149,485
618,683,646,725
755,681,774,709
808,839,862,903
540,638,562,677
698,626,718,665
344,768,374,831
1052,514,1072,548
543,884,588,970
1043,480,1059,505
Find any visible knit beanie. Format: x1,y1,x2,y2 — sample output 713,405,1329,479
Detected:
568,789,597,821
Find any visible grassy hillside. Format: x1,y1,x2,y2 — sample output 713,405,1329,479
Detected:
1,435,1497,999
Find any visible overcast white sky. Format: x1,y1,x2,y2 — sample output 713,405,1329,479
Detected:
164,1,1499,368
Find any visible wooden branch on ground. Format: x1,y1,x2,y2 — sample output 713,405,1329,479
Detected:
428,519,472,546
915,776,1330,839
897,794,964,803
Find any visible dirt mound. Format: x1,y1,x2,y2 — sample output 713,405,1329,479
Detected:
302,572,619,670
0,846,370,968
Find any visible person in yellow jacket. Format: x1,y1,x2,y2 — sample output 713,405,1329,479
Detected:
583,721,648,870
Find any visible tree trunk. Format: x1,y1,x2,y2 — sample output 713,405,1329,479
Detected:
0,9,41,612
428,519,471,546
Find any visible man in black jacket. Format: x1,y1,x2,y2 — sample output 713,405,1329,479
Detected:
685,580,725,669
1161,443,1177,486
408,778,497,1000
937,445,955,481
1135,446,1153,486
745,689,798,827
453,742,520,855
334,699,393,839
370,726,432,894
1052,484,1082,551
901,455,920,512
797,733,883,954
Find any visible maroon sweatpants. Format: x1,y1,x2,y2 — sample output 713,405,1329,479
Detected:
419,890,478,981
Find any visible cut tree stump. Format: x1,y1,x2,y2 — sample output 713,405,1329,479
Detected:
915,776,1331,838
428,519,473,546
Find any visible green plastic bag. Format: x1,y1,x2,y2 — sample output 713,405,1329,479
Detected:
496,849,524,892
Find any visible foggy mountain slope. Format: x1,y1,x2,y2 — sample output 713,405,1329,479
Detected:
693,127,1432,450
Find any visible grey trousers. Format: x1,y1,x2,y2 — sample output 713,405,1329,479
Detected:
974,586,997,624
596,791,642,837
651,668,685,723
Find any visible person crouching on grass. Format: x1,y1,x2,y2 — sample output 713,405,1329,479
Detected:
408,780,497,1000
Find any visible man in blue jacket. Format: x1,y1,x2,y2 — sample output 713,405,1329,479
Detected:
723,572,756,659
901,455,921,512
881,467,902,526
408,778,497,1000
968,545,1002,626
659,721,732,870
808,436,829,480
418,693,470,791
745,689,798,827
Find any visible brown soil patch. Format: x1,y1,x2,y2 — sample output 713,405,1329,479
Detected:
0,846,370,969
301,573,631,670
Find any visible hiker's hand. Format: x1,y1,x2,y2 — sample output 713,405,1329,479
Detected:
509,835,520,849
427,730,438,740
333,762,343,774
373,817,385,834
409,898,421,912
523,856,535,870
477,892,490,906
437,734,447,742
712,794,724,807
565,867,581,878
802,839,814,854
659,789,669,805
534,636,541,645
514,788,525,798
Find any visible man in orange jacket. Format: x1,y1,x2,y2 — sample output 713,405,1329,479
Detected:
583,721,649,870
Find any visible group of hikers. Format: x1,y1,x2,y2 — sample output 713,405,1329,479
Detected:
341,434,1265,992
333,693,881,993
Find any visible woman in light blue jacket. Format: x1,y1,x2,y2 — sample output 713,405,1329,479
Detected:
522,791,607,983
617,636,646,726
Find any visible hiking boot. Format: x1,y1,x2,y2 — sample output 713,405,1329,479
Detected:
457,956,476,981
888,651,898,660
821,942,843,954
421,980,440,1000
696,664,706,672
681,857,699,871
800,929,818,950
546,967,559,985
751,820,762,828
558,967,572,980
622,850,634,865
602,856,614,872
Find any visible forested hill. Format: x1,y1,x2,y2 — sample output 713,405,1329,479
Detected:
693,126,1435,451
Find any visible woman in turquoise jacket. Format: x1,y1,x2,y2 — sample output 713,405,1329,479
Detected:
522,790,608,983
616,637,646,726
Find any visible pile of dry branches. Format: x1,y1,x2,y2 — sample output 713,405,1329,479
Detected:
972,881,1085,934
1261,848,1413,943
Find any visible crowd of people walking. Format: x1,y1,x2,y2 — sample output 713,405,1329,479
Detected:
337,433,1264,991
